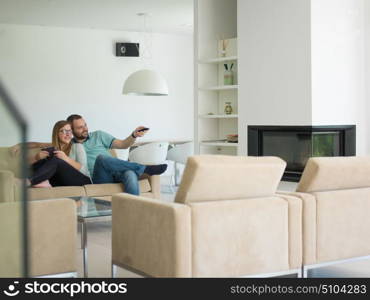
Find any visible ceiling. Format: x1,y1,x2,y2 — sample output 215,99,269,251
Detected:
0,0,193,35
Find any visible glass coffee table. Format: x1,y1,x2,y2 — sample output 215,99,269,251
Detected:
70,196,112,278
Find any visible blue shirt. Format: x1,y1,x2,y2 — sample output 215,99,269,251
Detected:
75,130,116,175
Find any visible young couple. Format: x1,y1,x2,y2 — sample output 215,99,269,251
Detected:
25,114,167,195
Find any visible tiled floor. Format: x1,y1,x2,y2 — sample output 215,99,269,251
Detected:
76,183,370,278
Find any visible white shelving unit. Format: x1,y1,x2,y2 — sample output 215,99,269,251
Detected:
195,0,238,156
200,141,239,147
199,114,238,119
199,85,238,91
198,56,238,64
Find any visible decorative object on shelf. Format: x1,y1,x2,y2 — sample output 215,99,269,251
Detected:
122,13,168,96
224,102,233,115
226,134,238,143
223,63,234,85
219,38,229,57
207,112,215,115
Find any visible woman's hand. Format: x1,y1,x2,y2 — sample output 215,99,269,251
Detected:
54,150,68,161
35,150,49,161
54,150,81,170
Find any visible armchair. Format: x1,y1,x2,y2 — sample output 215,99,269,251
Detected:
111,155,303,277
281,156,370,277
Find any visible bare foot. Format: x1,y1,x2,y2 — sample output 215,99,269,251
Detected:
32,180,52,188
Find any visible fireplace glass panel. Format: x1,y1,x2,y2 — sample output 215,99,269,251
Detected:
262,131,312,172
248,125,355,181
262,131,341,174
312,132,340,157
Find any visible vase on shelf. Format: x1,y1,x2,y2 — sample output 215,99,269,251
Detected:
223,70,234,85
223,62,235,85
219,39,229,57
224,102,233,115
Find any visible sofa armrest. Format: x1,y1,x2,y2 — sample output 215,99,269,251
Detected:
277,193,303,269
0,170,15,203
139,174,160,199
28,198,77,276
278,191,317,265
112,193,191,277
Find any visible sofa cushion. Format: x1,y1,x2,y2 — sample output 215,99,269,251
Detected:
84,179,151,197
175,155,286,204
28,186,85,201
297,156,370,193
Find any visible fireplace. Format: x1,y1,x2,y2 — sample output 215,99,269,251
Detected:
248,125,356,181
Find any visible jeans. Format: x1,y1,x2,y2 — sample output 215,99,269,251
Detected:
92,155,146,195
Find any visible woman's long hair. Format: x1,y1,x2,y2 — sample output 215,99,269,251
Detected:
51,120,72,155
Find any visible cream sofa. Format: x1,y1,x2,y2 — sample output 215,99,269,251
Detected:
0,146,160,201
280,156,370,277
111,155,303,277
0,145,159,277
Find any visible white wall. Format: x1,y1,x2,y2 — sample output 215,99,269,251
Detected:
0,24,193,144
238,0,369,156
0,99,22,146
311,0,367,154
196,0,237,59
237,0,312,155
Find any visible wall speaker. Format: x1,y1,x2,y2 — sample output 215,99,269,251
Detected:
116,43,139,57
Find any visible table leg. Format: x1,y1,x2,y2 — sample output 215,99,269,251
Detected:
111,264,117,278
174,162,178,186
81,222,88,277
80,222,83,249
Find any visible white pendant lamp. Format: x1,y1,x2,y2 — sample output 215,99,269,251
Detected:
122,69,169,96
122,13,169,96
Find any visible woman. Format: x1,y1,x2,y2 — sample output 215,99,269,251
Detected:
29,120,91,187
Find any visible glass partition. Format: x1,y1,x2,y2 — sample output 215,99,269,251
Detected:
0,80,28,277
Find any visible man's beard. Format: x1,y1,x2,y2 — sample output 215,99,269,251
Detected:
73,130,88,141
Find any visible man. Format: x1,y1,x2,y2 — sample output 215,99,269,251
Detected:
66,114,167,195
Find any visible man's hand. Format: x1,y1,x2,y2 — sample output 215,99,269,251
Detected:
132,126,149,138
35,150,50,161
112,126,149,149
54,150,68,161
